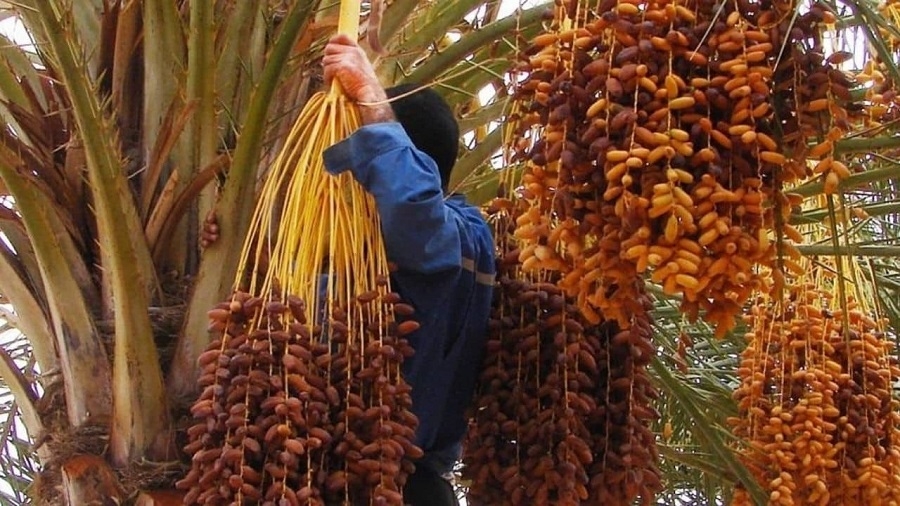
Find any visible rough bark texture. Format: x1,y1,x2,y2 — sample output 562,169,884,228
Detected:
135,490,185,505
60,455,123,506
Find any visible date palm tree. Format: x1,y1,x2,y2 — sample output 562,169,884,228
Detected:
0,0,546,502
0,0,897,505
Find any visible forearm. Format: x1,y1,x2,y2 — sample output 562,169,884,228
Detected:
359,102,395,125
357,90,396,125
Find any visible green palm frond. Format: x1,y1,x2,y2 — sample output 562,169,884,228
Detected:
0,328,38,505
648,294,766,505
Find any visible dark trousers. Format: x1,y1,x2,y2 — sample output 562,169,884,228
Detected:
404,466,459,506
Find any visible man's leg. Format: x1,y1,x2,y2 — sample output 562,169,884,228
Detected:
403,466,459,506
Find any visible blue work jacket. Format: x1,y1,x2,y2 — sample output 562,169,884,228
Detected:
323,122,496,474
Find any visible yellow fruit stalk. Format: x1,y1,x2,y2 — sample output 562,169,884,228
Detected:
180,2,421,504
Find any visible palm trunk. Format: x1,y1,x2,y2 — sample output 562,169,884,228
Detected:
59,455,124,505
135,490,185,506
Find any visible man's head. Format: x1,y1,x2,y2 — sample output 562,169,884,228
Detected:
385,84,459,190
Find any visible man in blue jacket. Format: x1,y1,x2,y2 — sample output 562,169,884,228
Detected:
322,34,496,506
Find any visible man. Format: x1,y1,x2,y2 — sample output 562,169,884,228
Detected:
322,34,496,506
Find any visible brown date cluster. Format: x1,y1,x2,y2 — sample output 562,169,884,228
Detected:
857,0,900,131
767,3,858,196
859,59,900,127
493,0,882,503
509,0,857,338
721,2,900,503
730,284,900,506
178,288,422,505
462,211,660,506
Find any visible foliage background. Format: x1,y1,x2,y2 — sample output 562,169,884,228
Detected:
0,0,897,504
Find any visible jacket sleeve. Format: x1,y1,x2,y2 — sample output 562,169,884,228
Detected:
322,122,461,274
